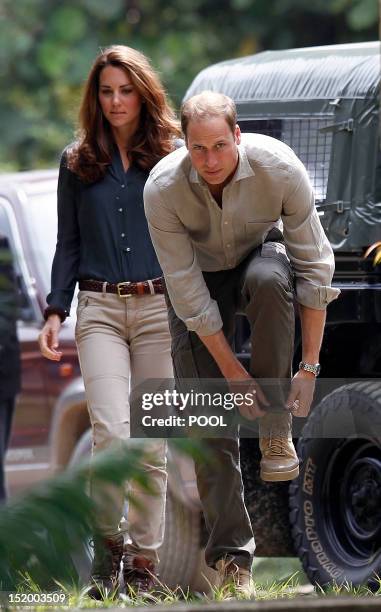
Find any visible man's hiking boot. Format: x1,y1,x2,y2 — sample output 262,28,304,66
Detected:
216,558,256,599
259,411,299,481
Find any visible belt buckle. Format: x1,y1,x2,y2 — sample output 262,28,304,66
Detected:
117,281,133,298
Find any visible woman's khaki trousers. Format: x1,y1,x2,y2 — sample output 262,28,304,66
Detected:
75,290,172,564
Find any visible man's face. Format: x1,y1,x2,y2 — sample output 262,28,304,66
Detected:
186,117,241,187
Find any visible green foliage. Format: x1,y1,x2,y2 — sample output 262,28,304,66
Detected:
0,0,378,171
0,439,204,591
348,0,380,29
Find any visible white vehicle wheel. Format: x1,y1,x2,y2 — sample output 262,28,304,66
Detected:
159,491,217,593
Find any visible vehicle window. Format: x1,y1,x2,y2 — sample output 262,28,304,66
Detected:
22,187,78,314
22,190,58,293
0,201,35,321
238,118,333,203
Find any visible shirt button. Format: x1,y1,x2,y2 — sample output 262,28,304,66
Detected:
121,233,125,237
227,243,231,248
121,184,125,188
125,247,131,252
118,208,123,212
116,196,120,200
224,221,228,225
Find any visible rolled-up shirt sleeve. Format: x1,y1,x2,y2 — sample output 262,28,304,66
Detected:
144,179,222,335
282,158,340,310
46,151,80,316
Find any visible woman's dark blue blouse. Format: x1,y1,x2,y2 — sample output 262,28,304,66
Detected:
46,148,162,317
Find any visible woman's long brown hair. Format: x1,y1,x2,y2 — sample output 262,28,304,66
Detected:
67,45,180,183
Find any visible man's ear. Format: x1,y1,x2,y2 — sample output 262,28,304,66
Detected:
234,124,241,145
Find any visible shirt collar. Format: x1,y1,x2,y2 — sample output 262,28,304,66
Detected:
189,142,255,185
109,145,125,182
236,143,256,180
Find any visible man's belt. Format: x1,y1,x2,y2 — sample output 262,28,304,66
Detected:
79,277,165,298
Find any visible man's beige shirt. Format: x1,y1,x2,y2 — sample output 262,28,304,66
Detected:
144,133,340,337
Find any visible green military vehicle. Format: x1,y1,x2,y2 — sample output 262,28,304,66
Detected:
182,41,381,589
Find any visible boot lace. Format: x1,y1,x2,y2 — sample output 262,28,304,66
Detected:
267,431,286,457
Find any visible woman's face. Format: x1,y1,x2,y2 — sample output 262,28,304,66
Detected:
98,65,143,132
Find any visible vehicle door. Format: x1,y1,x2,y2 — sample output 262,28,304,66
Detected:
0,196,51,493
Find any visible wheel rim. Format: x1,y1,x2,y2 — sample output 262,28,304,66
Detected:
343,457,381,541
323,438,381,565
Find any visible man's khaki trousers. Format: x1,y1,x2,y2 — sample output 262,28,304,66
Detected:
75,291,172,564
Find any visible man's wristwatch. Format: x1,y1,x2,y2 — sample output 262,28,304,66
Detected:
299,361,321,377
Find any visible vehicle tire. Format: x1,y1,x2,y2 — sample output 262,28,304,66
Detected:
67,429,93,584
68,428,92,468
289,381,381,589
159,492,211,591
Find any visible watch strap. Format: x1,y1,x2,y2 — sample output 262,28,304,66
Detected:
299,361,321,376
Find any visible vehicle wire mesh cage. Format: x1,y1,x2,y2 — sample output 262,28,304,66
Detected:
238,118,333,202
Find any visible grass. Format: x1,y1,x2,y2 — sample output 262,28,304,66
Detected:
2,558,381,610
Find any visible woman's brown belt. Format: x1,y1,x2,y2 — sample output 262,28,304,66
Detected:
79,277,165,297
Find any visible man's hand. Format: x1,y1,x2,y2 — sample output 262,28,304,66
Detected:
290,303,325,417
225,365,269,420
229,372,269,420
285,369,316,417
38,315,63,361
198,329,269,420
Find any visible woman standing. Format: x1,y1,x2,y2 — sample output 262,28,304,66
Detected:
39,45,180,598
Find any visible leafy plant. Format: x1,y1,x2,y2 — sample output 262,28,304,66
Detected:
0,439,203,592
